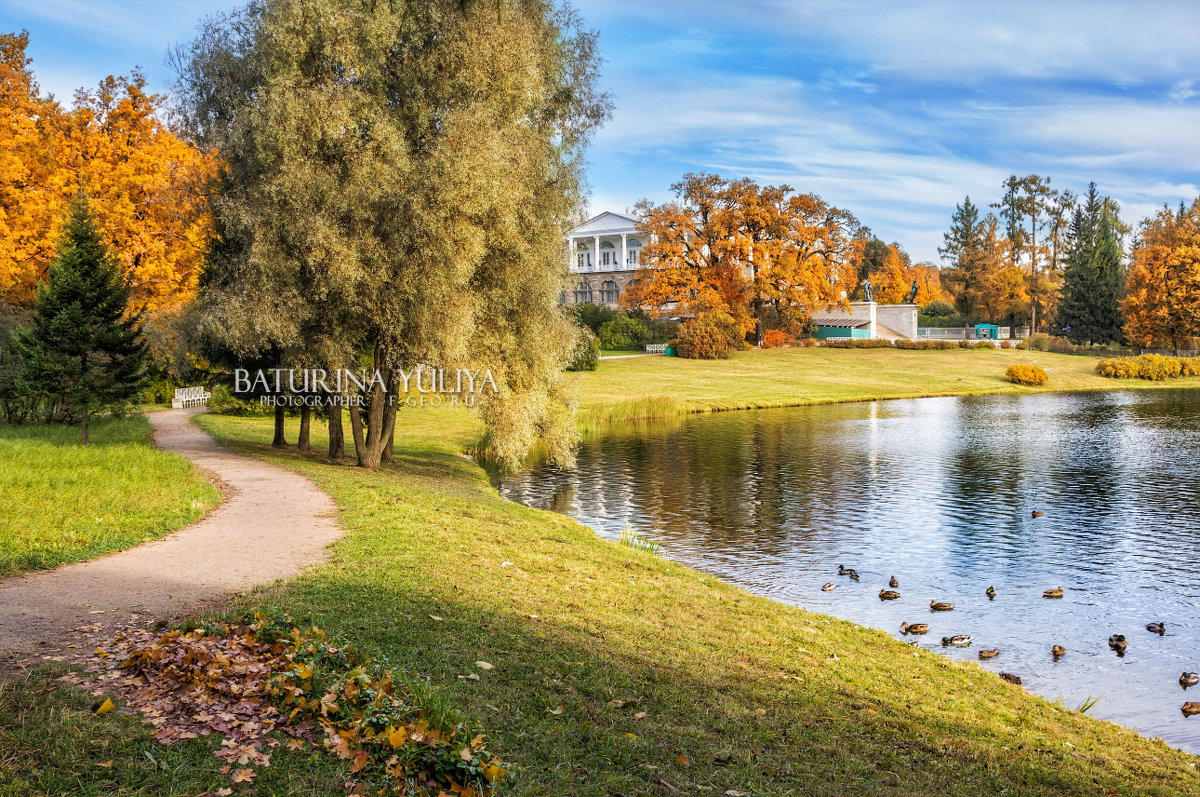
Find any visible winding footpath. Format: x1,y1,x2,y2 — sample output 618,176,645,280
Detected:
0,408,342,675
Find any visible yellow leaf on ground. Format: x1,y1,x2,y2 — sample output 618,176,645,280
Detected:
96,760,113,768
677,755,691,767
95,698,116,715
547,705,564,715
460,747,473,761
388,727,407,747
475,661,494,670
231,768,256,783
429,615,443,621
626,732,639,739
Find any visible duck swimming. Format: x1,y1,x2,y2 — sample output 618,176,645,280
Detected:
986,586,996,600
1181,672,1199,688
1031,511,1044,518
1052,645,1066,658
838,565,855,576
929,600,954,612
879,589,901,601
888,576,899,588
1182,702,1200,717
1109,634,1127,654
1043,587,1064,599
1146,622,1166,635
942,635,971,647
900,622,929,635
821,582,836,591
978,648,1000,659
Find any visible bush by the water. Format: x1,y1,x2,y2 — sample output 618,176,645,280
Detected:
566,325,600,371
673,312,740,359
1006,365,1048,386
1095,354,1200,381
598,313,659,351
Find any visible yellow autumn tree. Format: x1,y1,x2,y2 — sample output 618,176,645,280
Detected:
0,31,70,304
65,72,217,316
1124,200,1200,349
0,34,214,315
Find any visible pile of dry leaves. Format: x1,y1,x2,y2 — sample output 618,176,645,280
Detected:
66,611,507,795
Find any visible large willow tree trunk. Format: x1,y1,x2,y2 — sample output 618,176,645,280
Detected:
328,406,344,460
272,406,287,447
297,405,311,451
348,359,397,470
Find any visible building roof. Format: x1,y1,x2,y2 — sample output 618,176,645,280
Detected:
812,317,870,329
569,211,638,236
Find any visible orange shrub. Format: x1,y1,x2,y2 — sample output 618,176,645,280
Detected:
761,329,792,348
1096,354,1191,380
1006,365,1048,386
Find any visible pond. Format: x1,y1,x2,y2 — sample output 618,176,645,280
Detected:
497,388,1200,752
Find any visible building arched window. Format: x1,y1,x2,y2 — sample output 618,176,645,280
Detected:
600,280,620,304
574,281,594,304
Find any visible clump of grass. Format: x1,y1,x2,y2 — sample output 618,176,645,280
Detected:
0,414,218,575
577,394,686,429
618,525,660,556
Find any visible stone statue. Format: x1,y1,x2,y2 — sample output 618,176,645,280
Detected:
862,277,874,303
905,279,919,304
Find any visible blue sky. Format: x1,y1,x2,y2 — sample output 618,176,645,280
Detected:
6,0,1200,262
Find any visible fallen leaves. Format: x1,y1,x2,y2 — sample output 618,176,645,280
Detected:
94,698,115,715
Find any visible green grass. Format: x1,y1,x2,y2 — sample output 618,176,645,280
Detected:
575,346,1200,426
5,409,1198,796
0,414,219,576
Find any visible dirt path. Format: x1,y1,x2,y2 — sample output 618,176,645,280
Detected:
0,408,342,675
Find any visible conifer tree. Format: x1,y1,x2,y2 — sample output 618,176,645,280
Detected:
939,196,991,323
1058,184,1124,345
18,195,146,442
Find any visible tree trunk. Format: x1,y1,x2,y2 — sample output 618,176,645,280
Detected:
272,406,287,447
380,405,397,465
81,402,89,445
348,345,397,469
328,406,344,460
298,405,311,451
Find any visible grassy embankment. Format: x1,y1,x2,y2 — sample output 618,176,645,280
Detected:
576,345,1200,427
4,370,1199,794
0,414,219,576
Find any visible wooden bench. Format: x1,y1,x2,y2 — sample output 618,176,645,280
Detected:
172,386,212,408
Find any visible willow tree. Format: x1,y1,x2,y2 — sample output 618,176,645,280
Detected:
172,0,609,468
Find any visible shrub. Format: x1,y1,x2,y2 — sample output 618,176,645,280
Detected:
673,316,731,359
571,303,617,334
1025,333,1051,351
1048,335,1072,353
1096,354,1192,381
798,337,819,347
566,325,600,371
1007,365,1048,386
921,299,957,317
209,383,271,415
761,329,792,348
598,314,654,351
972,340,995,349
1000,340,1013,349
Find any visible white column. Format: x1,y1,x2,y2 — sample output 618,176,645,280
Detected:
593,235,600,272
621,233,628,270
566,236,575,271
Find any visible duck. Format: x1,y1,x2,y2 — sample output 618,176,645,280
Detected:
1181,672,1199,688
879,589,901,601
999,672,1023,685
929,600,954,612
942,635,971,647
1052,645,1066,658
900,622,929,635
821,582,837,592
1182,702,1200,717
1031,510,1044,519
978,648,1000,659
837,565,855,576
1146,622,1166,635
888,576,899,588
848,571,860,581
1043,587,1064,599
985,586,996,600
1109,634,1127,654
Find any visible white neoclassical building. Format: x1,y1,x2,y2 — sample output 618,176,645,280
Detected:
565,211,642,308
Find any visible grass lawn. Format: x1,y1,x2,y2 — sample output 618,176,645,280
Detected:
575,346,1200,425
4,405,1198,796
0,414,219,576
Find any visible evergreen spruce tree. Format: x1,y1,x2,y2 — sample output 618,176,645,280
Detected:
19,195,146,442
1058,183,1125,345
938,196,989,323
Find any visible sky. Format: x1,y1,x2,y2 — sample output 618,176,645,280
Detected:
6,0,1200,263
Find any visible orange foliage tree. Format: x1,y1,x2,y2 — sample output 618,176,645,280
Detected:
0,32,70,302
0,33,214,316
1124,200,1200,349
624,173,862,339
871,245,947,305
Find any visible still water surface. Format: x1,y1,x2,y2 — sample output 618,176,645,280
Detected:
498,389,1200,752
